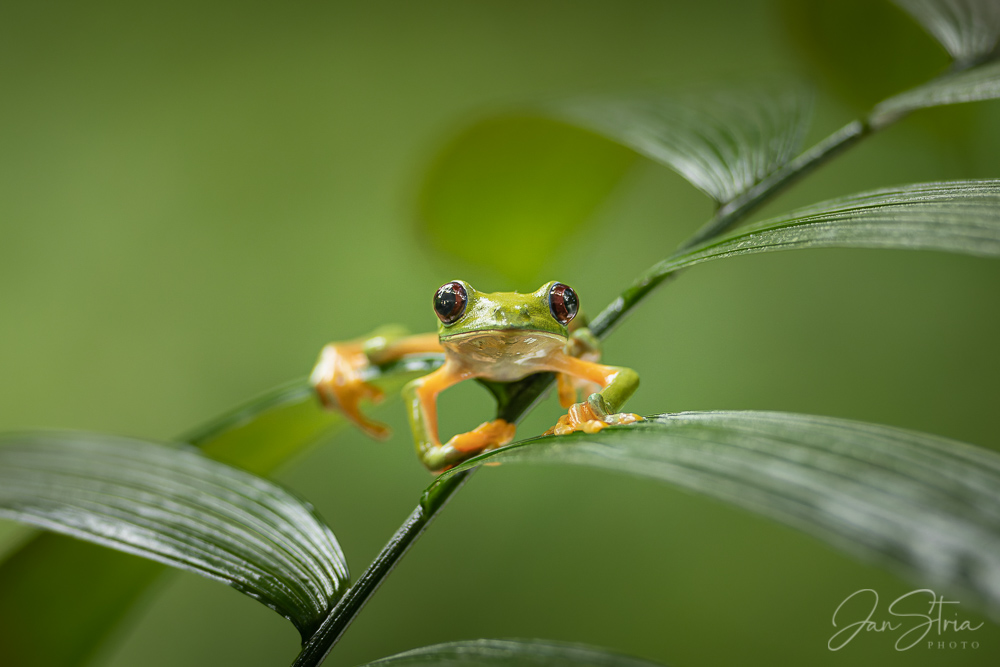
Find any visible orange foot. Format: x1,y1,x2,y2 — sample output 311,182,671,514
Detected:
311,342,390,439
446,419,517,455
545,400,642,436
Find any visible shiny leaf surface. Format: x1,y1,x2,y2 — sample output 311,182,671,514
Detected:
359,639,668,667
0,357,441,667
443,412,1000,614
0,432,349,640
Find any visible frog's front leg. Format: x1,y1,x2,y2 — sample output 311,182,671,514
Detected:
545,353,642,436
311,327,443,439
556,326,603,407
403,361,516,472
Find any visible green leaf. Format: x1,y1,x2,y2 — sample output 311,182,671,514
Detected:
589,179,1000,335
892,0,1000,65
418,115,638,282
187,356,442,474
359,639,668,667
0,432,349,640
442,412,1000,613
182,379,334,474
648,178,1000,281
0,357,441,667
418,85,812,282
557,84,813,205
872,59,1000,127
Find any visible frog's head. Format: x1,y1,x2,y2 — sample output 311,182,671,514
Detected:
433,280,579,340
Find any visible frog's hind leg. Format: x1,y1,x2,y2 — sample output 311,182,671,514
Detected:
312,327,444,439
403,362,515,473
311,341,391,438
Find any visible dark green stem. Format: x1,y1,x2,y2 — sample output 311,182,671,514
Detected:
292,373,555,667
290,72,936,667
292,472,472,667
679,120,870,252
589,119,874,339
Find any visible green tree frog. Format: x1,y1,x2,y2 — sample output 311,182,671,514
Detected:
311,280,641,472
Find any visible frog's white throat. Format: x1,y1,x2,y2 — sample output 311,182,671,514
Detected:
441,329,566,382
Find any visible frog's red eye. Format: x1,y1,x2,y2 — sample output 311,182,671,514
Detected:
548,282,578,325
434,281,468,324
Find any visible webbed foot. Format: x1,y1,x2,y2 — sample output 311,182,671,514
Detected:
545,394,642,436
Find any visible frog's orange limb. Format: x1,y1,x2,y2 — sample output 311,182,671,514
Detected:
557,373,578,408
543,353,642,436
546,401,640,436
404,361,517,472
556,327,604,408
367,333,443,364
548,354,622,388
311,342,390,438
448,419,516,453
409,361,474,446
312,332,444,440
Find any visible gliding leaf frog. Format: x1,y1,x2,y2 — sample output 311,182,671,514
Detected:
311,281,641,472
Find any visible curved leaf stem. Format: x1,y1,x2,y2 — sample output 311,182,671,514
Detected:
290,66,962,667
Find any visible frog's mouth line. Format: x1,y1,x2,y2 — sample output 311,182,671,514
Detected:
439,328,565,343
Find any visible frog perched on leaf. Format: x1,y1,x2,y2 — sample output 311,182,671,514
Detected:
311,281,641,472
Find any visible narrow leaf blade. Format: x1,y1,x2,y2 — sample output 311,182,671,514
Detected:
645,179,1000,283
893,0,1000,64
557,84,813,204
0,432,349,640
358,639,668,667
872,59,1000,126
442,412,1000,614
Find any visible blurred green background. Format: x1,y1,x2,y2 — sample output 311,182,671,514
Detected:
1,1,999,665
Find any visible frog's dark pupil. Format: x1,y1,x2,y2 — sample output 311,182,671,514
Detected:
434,281,467,324
549,283,578,325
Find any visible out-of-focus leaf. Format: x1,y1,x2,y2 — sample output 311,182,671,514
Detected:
188,355,442,474
557,84,813,204
418,115,637,283
182,379,335,475
0,356,441,667
893,0,1000,65
359,639,668,667
871,59,1000,126
0,432,349,639
634,179,1000,288
443,412,1000,614
419,85,811,281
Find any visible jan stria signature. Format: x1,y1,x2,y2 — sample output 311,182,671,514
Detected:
828,589,984,651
